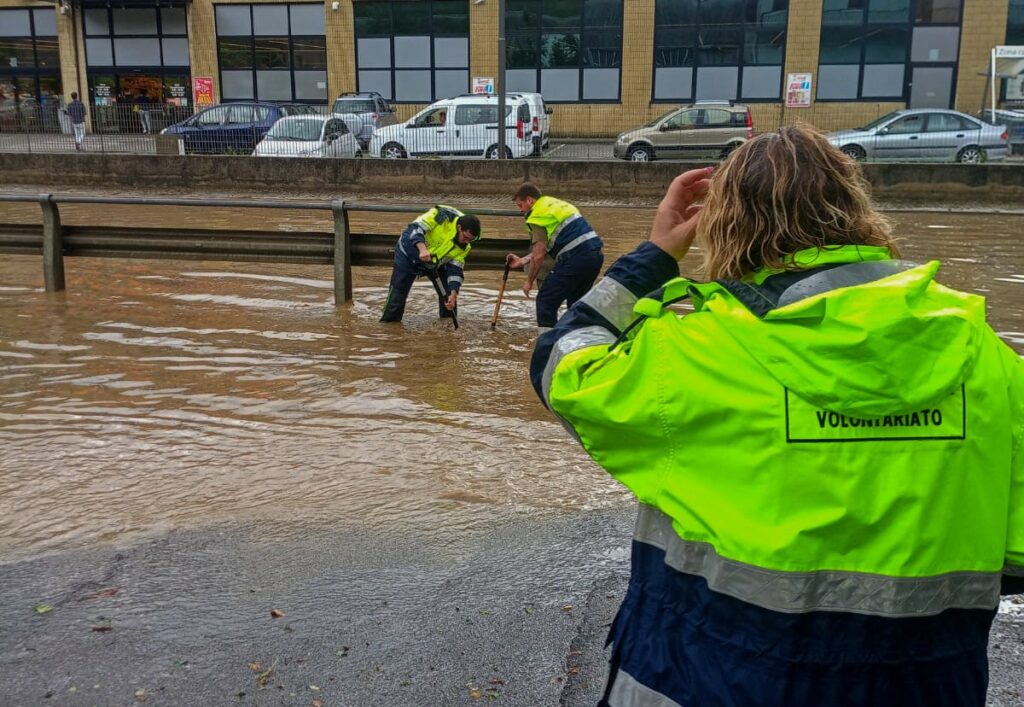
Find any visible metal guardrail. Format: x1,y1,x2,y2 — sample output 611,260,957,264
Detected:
0,194,531,305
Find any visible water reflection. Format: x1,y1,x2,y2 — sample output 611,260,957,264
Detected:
0,205,1022,561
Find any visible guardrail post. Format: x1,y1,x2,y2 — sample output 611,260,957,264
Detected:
331,199,352,304
39,193,65,292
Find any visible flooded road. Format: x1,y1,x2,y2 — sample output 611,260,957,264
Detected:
1,203,1023,562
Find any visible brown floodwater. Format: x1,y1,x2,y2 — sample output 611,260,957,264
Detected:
1,201,1022,561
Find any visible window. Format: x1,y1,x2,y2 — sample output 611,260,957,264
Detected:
454,104,513,124
506,0,623,102
818,0,961,101
1009,0,1024,53
196,106,228,125
354,1,469,103
664,109,700,128
0,8,62,124
653,0,787,102
886,114,924,133
925,112,965,131
215,4,327,104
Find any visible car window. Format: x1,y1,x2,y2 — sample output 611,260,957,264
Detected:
254,106,272,121
885,115,925,134
703,109,732,126
335,99,375,113
664,110,699,129
454,104,513,125
227,104,256,124
195,106,228,125
267,119,322,140
414,107,449,127
196,106,228,126
517,103,530,122
326,118,348,136
925,113,965,132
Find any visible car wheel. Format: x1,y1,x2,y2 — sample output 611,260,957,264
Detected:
841,144,867,161
957,146,984,164
382,142,407,159
486,145,513,159
628,145,653,162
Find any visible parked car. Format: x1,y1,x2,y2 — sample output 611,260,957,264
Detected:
369,94,534,159
613,101,753,162
252,115,361,158
162,102,318,154
980,108,1024,155
827,109,1009,163
331,91,397,149
509,92,552,155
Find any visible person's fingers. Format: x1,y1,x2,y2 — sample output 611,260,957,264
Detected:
664,167,714,201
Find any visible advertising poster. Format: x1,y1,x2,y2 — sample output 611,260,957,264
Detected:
472,77,494,95
786,72,813,108
193,77,214,107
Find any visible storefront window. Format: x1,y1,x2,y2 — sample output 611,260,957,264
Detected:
83,5,190,108
506,0,623,102
216,3,327,103
818,0,960,101
653,0,786,102
0,8,61,128
353,1,469,103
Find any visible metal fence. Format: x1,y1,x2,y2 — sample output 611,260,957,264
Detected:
0,193,531,305
1,98,1021,163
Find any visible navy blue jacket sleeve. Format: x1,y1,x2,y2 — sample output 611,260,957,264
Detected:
530,241,679,405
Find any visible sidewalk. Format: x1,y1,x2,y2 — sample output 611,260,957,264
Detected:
1,505,1022,706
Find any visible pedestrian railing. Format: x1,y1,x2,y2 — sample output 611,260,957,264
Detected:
0,194,530,305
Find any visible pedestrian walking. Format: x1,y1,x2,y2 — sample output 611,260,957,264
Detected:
380,205,481,324
65,92,86,151
505,183,603,331
531,125,1024,707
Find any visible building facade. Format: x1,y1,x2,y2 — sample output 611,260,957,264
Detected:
0,0,1019,135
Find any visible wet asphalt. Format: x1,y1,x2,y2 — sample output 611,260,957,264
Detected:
1,504,1023,707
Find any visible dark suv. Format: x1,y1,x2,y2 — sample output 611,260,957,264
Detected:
331,92,397,148
162,102,318,154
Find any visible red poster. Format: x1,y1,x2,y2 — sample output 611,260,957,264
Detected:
193,77,214,108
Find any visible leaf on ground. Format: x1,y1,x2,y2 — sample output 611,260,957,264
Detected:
248,662,262,672
469,688,482,700
91,625,113,632
256,666,274,689
562,605,574,612
335,646,350,657
134,688,147,702
312,700,324,707
33,603,54,614
84,588,120,600
270,609,285,619
309,685,320,692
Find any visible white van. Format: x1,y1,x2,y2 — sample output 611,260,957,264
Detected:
369,94,534,159
510,92,552,155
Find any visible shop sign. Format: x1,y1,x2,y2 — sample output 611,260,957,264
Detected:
785,72,812,108
193,77,214,107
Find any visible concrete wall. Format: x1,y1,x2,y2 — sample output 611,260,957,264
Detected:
1,153,1023,205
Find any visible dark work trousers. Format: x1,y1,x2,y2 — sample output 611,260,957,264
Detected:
380,253,458,323
535,245,604,328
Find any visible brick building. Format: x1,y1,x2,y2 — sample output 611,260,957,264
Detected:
0,0,1022,135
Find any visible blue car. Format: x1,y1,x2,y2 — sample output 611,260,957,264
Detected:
162,101,318,155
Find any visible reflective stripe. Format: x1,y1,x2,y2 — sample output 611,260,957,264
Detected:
448,275,464,284
540,325,615,407
549,212,581,243
578,276,638,333
635,504,1001,617
1005,563,1024,577
555,230,599,260
608,669,682,707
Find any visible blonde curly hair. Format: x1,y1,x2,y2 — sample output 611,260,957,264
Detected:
697,124,899,280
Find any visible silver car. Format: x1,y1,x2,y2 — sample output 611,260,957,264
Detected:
827,109,1009,163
